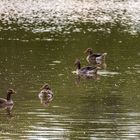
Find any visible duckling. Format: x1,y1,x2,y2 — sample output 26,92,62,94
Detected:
0,89,16,107
74,59,98,76
84,48,107,66
38,84,53,101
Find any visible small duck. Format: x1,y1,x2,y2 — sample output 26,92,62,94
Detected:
38,84,53,101
0,89,16,107
84,48,107,66
74,59,98,76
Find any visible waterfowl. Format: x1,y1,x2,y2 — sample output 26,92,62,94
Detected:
38,84,53,101
74,59,98,76
84,48,107,66
0,89,16,107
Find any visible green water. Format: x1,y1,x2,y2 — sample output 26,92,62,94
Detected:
0,31,140,139
0,0,140,139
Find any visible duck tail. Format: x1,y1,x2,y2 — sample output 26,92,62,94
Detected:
102,53,107,56
102,53,107,61
96,66,101,70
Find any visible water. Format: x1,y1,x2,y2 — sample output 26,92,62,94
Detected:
0,0,140,140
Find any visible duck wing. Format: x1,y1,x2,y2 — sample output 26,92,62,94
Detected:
79,66,97,75
39,89,53,99
81,66,96,71
0,98,7,104
92,53,102,57
47,90,53,95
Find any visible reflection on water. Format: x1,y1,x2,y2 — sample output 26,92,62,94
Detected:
38,90,54,108
0,104,13,117
74,74,100,86
39,97,53,108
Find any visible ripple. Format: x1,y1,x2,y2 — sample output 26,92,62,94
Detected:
52,60,61,64
136,70,140,74
98,70,120,77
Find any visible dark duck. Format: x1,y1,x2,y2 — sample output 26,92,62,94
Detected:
74,59,98,76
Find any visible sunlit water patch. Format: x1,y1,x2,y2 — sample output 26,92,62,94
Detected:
72,70,119,77
98,70,120,77
0,0,140,38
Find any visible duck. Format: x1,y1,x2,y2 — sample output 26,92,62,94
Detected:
84,48,107,66
38,84,53,101
0,89,16,107
74,59,98,76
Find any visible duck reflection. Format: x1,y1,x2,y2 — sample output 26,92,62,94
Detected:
39,94,53,107
75,74,101,85
0,104,14,117
38,84,54,107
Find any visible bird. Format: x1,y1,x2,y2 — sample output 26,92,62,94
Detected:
74,59,98,76
0,89,16,107
38,84,53,102
84,48,107,67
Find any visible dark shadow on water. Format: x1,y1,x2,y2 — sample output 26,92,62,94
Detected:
74,74,101,86
0,105,14,118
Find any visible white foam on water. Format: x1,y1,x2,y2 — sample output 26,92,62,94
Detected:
0,0,140,34
98,70,120,76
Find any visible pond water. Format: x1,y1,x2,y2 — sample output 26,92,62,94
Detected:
0,0,140,140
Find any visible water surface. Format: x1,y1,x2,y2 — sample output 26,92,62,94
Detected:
0,0,140,140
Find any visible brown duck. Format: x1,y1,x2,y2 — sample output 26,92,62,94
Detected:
38,84,53,101
84,48,107,66
0,89,16,107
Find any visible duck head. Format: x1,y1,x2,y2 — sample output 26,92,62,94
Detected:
7,89,16,94
74,59,81,69
6,89,16,101
84,48,93,55
41,84,51,90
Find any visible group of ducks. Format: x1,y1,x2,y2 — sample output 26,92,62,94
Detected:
0,84,53,111
0,48,107,112
74,48,107,76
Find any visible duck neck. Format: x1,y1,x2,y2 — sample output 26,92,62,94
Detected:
44,87,51,90
7,93,12,101
77,63,81,70
89,51,93,55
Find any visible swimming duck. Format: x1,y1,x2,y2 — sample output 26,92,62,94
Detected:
0,89,16,107
84,48,107,66
74,59,98,76
38,84,53,101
